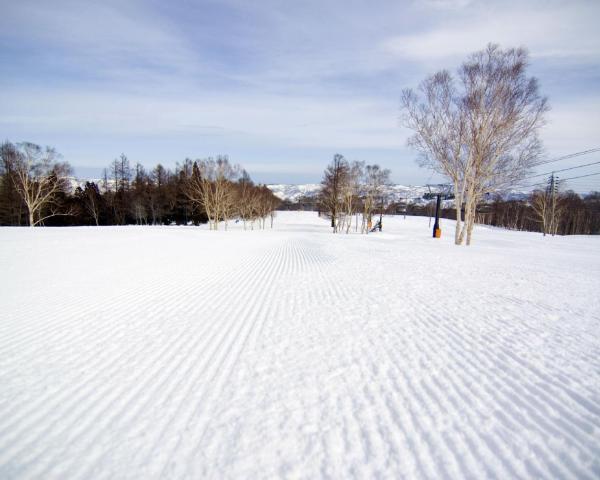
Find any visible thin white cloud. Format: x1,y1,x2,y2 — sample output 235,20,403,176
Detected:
418,0,474,9
541,99,600,154
0,87,405,150
382,1,600,63
0,0,200,82
243,162,325,175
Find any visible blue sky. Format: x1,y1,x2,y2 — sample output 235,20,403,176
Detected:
1,0,599,184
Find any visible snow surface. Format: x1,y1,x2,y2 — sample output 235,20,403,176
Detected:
1,212,599,479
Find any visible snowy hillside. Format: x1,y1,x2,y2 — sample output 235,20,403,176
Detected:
266,183,322,201
65,177,113,193
1,213,599,478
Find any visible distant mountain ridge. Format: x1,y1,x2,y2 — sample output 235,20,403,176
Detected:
267,184,438,204
265,184,540,204
266,184,322,202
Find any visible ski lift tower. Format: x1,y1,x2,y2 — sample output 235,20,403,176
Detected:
423,184,454,238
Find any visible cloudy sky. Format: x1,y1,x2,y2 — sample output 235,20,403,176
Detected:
1,0,599,184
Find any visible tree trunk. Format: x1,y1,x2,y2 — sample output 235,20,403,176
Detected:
458,200,470,245
465,196,478,246
466,208,475,246
454,191,462,245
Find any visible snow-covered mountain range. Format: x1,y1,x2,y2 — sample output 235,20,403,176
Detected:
265,184,322,202
267,184,435,204
266,184,541,203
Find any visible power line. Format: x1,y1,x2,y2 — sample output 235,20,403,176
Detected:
520,180,549,189
531,147,600,168
558,179,600,186
517,171,600,190
565,184,600,189
524,160,600,180
561,185,600,191
510,149,600,188
560,171,600,182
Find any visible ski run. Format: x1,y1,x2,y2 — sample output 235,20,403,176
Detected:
1,211,599,479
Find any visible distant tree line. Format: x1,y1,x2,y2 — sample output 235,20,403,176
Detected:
390,191,600,235
279,196,319,211
0,141,280,228
480,191,600,235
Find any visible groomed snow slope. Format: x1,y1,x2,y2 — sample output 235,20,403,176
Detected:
1,212,599,479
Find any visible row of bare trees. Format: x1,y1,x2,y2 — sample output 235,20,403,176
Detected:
530,188,561,236
528,184,600,236
477,191,600,235
402,44,548,245
0,142,280,227
184,156,280,230
319,154,391,233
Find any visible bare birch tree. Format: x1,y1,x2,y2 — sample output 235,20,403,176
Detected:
320,154,349,233
237,170,257,229
531,185,563,236
530,189,551,235
340,161,363,234
362,164,391,233
459,45,548,244
402,71,468,244
402,44,548,245
8,142,73,226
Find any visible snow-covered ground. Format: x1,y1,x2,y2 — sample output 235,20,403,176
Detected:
1,212,599,479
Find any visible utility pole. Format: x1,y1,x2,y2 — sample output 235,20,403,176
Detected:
549,172,559,236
